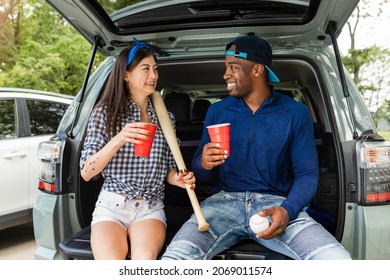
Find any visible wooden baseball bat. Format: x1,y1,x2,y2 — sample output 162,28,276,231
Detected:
150,91,209,231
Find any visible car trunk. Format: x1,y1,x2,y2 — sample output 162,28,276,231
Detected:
58,54,342,259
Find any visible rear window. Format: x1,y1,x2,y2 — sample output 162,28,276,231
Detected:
0,99,16,139
26,99,69,136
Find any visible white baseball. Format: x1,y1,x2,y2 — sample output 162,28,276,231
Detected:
249,214,270,234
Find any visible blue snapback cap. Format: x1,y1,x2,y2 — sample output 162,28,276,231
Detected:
225,35,280,83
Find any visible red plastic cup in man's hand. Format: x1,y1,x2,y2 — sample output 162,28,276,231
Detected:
134,123,158,157
207,123,230,156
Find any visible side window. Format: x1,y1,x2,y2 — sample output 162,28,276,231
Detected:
0,99,17,139
26,99,68,136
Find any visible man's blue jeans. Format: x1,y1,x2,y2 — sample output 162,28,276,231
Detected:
161,191,351,260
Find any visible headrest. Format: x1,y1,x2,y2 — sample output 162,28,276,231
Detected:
164,92,191,124
191,99,211,123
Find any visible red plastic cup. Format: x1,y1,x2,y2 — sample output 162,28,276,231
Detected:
134,123,158,157
207,123,230,156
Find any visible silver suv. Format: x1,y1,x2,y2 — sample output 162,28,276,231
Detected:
33,0,390,260
0,87,72,230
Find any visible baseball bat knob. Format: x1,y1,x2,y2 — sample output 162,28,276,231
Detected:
198,222,210,232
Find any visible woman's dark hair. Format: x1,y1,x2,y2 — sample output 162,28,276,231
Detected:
97,44,157,139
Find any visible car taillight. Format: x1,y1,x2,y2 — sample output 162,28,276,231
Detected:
359,140,390,204
37,140,62,193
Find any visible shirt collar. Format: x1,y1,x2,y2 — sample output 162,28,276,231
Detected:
237,85,280,110
128,97,158,124
261,85,279,108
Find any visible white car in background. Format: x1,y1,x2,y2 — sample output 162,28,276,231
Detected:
0,87,73,230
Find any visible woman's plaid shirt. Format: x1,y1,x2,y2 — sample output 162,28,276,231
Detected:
80,98,177,204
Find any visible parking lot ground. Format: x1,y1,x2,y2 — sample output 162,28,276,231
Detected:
0,222,36,260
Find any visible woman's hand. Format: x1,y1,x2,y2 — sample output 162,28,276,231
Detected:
114,122,153,147
81,122,152,182
167,169,196,189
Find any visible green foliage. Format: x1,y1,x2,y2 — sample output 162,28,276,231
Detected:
97,0,144,14
0,0,19,66
377,100,390,119
0,0,105,96
341,0,390,125
378,130,390,141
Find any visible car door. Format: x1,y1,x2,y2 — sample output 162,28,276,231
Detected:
44,0,359,57
0,98,29,218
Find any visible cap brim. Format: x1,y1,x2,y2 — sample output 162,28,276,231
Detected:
265,65,280,83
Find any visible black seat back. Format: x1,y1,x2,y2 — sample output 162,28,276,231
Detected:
191,99,211,123
164,92,191,126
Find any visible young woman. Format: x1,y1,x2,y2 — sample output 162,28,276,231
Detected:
80,38,195,260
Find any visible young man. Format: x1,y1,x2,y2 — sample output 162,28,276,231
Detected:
162,35,351,260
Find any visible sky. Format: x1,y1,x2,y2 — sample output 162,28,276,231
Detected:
338,1,390,54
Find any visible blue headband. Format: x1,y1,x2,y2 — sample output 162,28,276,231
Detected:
127,37,152,66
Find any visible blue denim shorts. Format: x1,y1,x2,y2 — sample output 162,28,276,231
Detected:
91,190,166,230
162,191,351,260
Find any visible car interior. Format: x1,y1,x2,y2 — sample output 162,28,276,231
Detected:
62,56,340,259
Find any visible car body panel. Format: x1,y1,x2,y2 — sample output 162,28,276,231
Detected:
0,136,46,215
33,192,76,260
342,203,390,259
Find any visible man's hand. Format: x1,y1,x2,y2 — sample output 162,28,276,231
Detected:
255,206,289,240
201,143,228,170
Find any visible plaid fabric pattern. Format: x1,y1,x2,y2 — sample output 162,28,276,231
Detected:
80,98,177,204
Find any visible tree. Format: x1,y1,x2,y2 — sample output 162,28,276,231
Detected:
97,0,143,14
0,0,23,69
0,0,104,95
341,0,390,121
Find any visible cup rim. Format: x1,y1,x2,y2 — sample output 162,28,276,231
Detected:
140,122,158,127
207,123,230,129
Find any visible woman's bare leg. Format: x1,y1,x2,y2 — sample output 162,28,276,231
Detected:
91,221,128,260
129,219,166,260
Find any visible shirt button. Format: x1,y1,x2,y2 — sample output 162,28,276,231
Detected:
135,202,139,207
